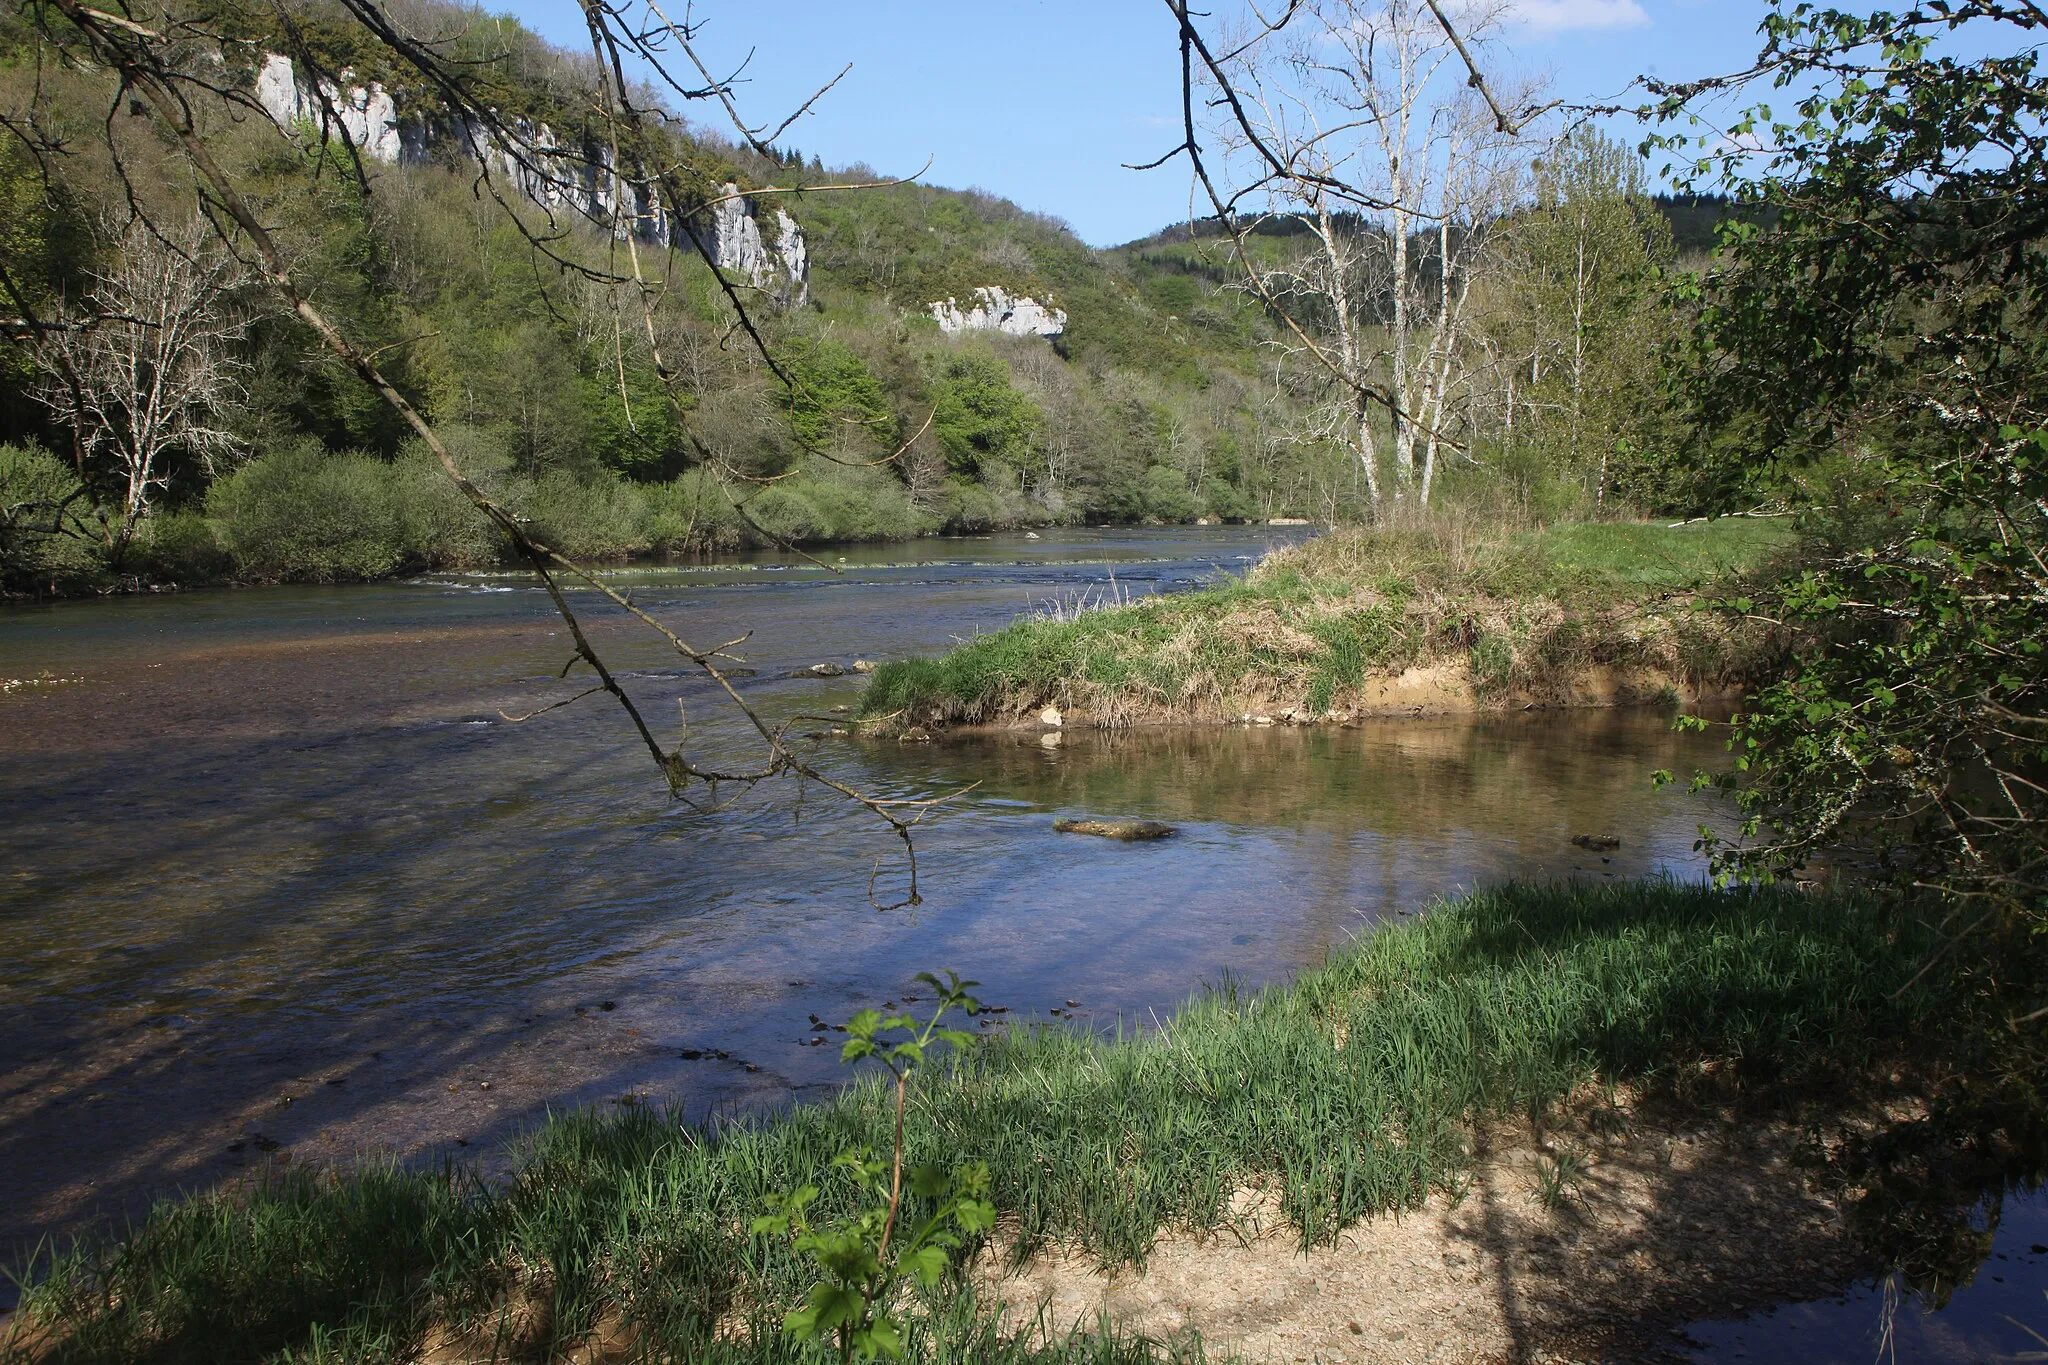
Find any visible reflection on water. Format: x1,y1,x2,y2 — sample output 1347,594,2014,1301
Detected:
1689,1188,2048,1362
3,527,1736,1303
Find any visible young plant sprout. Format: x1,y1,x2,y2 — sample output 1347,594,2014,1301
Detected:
754,971,996,1361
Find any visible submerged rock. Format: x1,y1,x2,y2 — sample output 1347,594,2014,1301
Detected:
1572,834,1622,851
1053,818,1177,841
788,662,845,678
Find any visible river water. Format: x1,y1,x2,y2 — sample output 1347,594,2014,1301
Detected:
0,525,1890,1334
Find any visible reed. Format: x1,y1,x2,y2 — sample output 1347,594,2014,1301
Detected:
7,879,1955,1365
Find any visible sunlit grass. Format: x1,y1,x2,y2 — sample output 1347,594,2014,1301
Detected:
860,519,1794,725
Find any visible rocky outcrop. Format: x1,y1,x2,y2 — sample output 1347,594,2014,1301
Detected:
250,52,807,304
930,286,1066,341
255,52,402,164
706,186,809,305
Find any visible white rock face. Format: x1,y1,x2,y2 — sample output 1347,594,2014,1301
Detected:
703,185,808,305
929,286,1066,341
253,55,809,307
709,184,768,280
773,209,809,305
254,52,401,164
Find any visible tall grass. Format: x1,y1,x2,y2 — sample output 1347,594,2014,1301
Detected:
6,881,1958,1365
861,520,1794,725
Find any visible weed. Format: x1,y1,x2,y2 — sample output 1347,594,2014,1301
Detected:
1532,1147,1591,1212
753,973,995,1362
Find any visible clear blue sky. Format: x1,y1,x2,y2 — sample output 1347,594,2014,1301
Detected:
499,2,1796,246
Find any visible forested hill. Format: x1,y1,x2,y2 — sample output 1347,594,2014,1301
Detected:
0,0,1313,592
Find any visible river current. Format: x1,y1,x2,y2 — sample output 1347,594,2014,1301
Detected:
11,525,1988,1352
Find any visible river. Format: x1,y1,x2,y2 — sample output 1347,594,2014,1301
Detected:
4,525,1960,1350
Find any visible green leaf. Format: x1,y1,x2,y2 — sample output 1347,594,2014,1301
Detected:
900,1244,949,1287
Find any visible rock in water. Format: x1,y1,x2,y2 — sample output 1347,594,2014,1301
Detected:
1053,818,1177,841
1571,834,1622,851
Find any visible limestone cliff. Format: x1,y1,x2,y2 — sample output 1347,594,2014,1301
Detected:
250,52,807,304
929,286,1066,341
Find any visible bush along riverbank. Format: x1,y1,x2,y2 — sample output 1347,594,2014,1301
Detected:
858,519,1794,733
2,879,2019,1365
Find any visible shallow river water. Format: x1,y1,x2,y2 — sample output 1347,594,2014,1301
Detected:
1,526,2031,1353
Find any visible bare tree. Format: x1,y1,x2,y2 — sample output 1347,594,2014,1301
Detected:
39,216,246,560
1147,0,1543,513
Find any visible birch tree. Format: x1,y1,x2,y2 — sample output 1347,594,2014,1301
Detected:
1170,0,1532,510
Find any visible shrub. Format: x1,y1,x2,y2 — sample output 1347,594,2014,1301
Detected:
1137,464,1199,523
207,442,407,582
134,509,231,584
645,468,746,552
391,429,515,569
524,470,650,559
0,441,104,591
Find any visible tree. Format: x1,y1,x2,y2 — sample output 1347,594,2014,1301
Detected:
928,351,1037,479
1656,3,2048,944
1164,0,1535,510
38,217,246,561
1483,127,1676,505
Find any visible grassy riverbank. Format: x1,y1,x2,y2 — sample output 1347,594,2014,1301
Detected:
860,519,1794,729
4,880,1969,1364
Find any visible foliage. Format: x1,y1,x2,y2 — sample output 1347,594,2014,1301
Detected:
927,351,1039,478
205,442,408,582
779,338,894,453
9,881,1980,1363
1656,3,2048,933
753,973,995,1361
0,440,99,590
1483,128,1681,509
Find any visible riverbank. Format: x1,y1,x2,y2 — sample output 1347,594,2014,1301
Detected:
3,879,1989,1364
858,520,1793,731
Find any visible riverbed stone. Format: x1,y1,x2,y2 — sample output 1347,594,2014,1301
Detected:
1053,818,1176,841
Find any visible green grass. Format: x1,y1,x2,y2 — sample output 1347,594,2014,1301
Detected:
1518,518,1794,587
860,519,1796,725
7,880,1956,1365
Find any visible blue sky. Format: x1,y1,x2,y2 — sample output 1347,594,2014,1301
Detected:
503,2,1791,245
